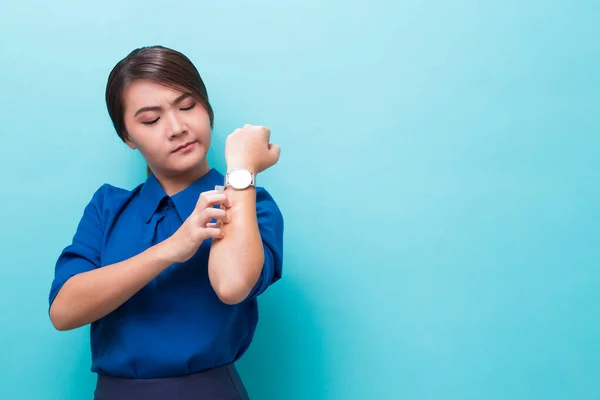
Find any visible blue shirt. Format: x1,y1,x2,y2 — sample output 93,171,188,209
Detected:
49,168,284,379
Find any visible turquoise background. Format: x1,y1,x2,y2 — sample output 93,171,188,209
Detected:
1,1,599,399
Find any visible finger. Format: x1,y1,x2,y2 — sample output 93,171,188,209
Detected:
221,194,232,209
198,207,229,226
207,220,225,230
204,227,224,240
269,143,281,163
202,207,228,224
207,214,227,228
261,126,271,141
195,189,219,206
195,191,228,211
213,186,233,209
197,195,228,212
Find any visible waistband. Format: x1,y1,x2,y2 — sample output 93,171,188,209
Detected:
93,364,249,400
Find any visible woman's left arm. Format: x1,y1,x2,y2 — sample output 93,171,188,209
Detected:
208,187,262,304
208,124,281,304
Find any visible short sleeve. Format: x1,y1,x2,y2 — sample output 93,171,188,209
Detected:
48,185,107,308
244,187,284,300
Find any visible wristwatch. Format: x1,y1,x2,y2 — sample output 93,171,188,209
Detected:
224,168,256,190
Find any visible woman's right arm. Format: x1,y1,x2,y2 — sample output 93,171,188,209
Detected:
49,189,230,331
50,240,174,331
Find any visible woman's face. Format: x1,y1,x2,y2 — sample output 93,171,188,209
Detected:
122,79,212,177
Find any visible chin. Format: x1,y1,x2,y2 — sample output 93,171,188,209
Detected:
169,157,208,175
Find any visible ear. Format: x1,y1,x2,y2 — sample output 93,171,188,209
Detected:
124,133,137,150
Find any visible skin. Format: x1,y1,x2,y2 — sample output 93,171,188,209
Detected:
49,79,280,331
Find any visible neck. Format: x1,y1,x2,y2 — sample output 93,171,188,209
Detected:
154,159,211,196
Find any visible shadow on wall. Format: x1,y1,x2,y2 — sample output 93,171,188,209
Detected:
45,327,97,399
238,265,328,399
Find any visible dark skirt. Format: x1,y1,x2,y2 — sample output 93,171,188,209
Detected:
93,364,250,400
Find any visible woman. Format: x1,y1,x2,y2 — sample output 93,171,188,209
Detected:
48,45,284,400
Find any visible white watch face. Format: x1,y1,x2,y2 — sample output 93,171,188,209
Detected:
229,169,253,189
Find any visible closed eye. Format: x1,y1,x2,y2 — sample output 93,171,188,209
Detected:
142,117,160,125
180,102,196,111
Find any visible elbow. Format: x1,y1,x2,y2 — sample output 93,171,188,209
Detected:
214,281,252,305
49,302,75,331
49,305,68,331
213,264,263,305
210,257,264,305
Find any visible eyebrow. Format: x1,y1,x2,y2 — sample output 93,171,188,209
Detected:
134,92,193,117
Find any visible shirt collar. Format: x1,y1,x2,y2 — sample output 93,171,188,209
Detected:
139,172,168,223
139,168,224,223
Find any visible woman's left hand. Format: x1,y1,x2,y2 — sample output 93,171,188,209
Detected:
225,124,281,173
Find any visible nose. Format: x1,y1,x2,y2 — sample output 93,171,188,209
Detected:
166,110,186,138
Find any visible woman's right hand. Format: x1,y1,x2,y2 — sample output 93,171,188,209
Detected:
165,189,231,263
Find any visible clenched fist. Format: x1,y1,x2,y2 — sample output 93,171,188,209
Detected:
225,124,281,173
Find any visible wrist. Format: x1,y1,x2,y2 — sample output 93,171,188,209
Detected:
155,237,181,265
225,185,257,213
226,160,256,174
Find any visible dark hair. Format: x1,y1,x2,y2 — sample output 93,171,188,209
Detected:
105,45,214,142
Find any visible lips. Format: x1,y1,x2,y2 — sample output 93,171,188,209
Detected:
173,141,196,153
